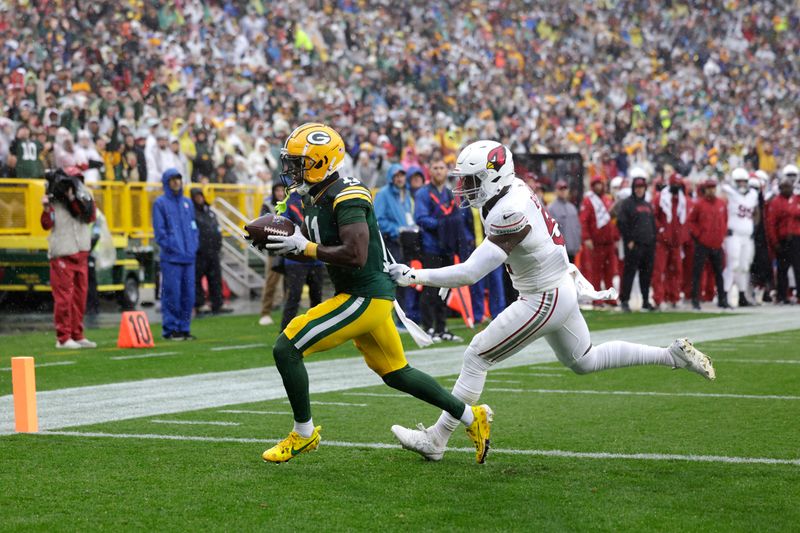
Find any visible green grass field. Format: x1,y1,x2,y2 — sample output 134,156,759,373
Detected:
1,312,798,532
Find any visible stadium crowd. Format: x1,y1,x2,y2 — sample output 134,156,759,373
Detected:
1,1,799,317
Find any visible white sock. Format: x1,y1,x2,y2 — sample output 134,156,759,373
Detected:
431,348,490,443
293,419,315,438
572,341,674,374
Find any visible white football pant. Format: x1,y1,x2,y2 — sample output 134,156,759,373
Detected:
431,274,675,440
723,234,754,295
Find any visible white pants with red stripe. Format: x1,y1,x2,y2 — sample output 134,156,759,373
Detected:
431,273,676,442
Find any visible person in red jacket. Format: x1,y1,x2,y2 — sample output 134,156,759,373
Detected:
767,179,800,303
688,179,730,310
652,173,687,308
580,176,619,305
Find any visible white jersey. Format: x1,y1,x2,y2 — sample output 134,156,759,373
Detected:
481,179,568,294
722,184,758,236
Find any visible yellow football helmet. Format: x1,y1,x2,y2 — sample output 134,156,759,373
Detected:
280,123,345,193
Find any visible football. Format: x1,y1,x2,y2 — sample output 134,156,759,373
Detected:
244,213,296,248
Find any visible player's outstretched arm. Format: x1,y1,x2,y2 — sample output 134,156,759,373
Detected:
390,226,530,288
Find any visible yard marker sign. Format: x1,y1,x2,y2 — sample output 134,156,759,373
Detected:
117,311,155,348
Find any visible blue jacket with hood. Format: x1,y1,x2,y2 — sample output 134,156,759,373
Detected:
152,168,199,264
374,163,414,239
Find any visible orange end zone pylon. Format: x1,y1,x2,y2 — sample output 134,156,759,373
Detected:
12,357,38,433
117,311,155,348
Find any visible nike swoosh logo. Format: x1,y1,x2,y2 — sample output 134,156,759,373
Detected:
291,437,317,456
502,213,515,220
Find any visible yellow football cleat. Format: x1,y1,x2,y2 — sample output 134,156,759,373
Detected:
262,425,322,463
465,404,494,464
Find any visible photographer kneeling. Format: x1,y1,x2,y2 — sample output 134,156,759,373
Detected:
41,166,98,349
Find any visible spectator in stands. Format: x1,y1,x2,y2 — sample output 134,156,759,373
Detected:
152,168,199,340
547,180,581,262
191,189,231,316
40,167,97,349
259,183,286,326
652,173,688,309
617,176,657,312
280,192,324,330
414,159,467,342
688,180,730,310
9,125,45,178
192,129,215,183
580,176,619,305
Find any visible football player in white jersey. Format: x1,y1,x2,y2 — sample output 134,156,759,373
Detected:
388,140,716,463
721,167,760,306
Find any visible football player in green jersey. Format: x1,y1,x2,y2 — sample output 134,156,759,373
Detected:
261,123,493,463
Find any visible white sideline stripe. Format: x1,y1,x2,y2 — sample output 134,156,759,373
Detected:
0,361,76,371
217,410,292,416
150,420,240,426
343,392,406,398
38,431,800,466
210,344,267,352
718,359,800,365
487,388,800,401
527,373,566,378
111,352,178,361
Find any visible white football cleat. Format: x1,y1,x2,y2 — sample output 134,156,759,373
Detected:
669,338,716,380
258,315,274,326
391,423,445,461
55,339,81,349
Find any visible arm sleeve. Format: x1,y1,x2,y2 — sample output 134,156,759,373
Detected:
414,239,508,288
40,206,54,230
579,199,594,240
336,200,369,226
152,201,169,249
486,210,528,236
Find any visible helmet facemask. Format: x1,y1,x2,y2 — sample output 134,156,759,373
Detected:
280,150,316,195
452,170,490,208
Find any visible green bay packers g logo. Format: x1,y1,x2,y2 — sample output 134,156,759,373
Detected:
307,131,331,145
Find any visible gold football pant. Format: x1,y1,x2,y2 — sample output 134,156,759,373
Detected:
283,293,407,376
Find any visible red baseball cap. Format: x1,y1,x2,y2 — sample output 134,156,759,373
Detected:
590,175,604,186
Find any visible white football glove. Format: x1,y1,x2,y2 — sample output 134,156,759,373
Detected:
388,262,419,287
265,225,310,256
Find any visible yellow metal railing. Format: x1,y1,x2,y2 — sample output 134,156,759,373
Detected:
0,179,49,237
0,179,268,243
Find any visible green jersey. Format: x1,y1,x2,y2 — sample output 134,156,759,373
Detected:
10,138,45,178
302,174,395,300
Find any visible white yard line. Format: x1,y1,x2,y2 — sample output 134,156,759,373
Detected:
210,343,267,352
716,359,800,365
111,352,178,361
1,310,798,434
487,388,800,401
150,420,240,426
217,410,293,416
0,361,76,371
38,430,800,467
